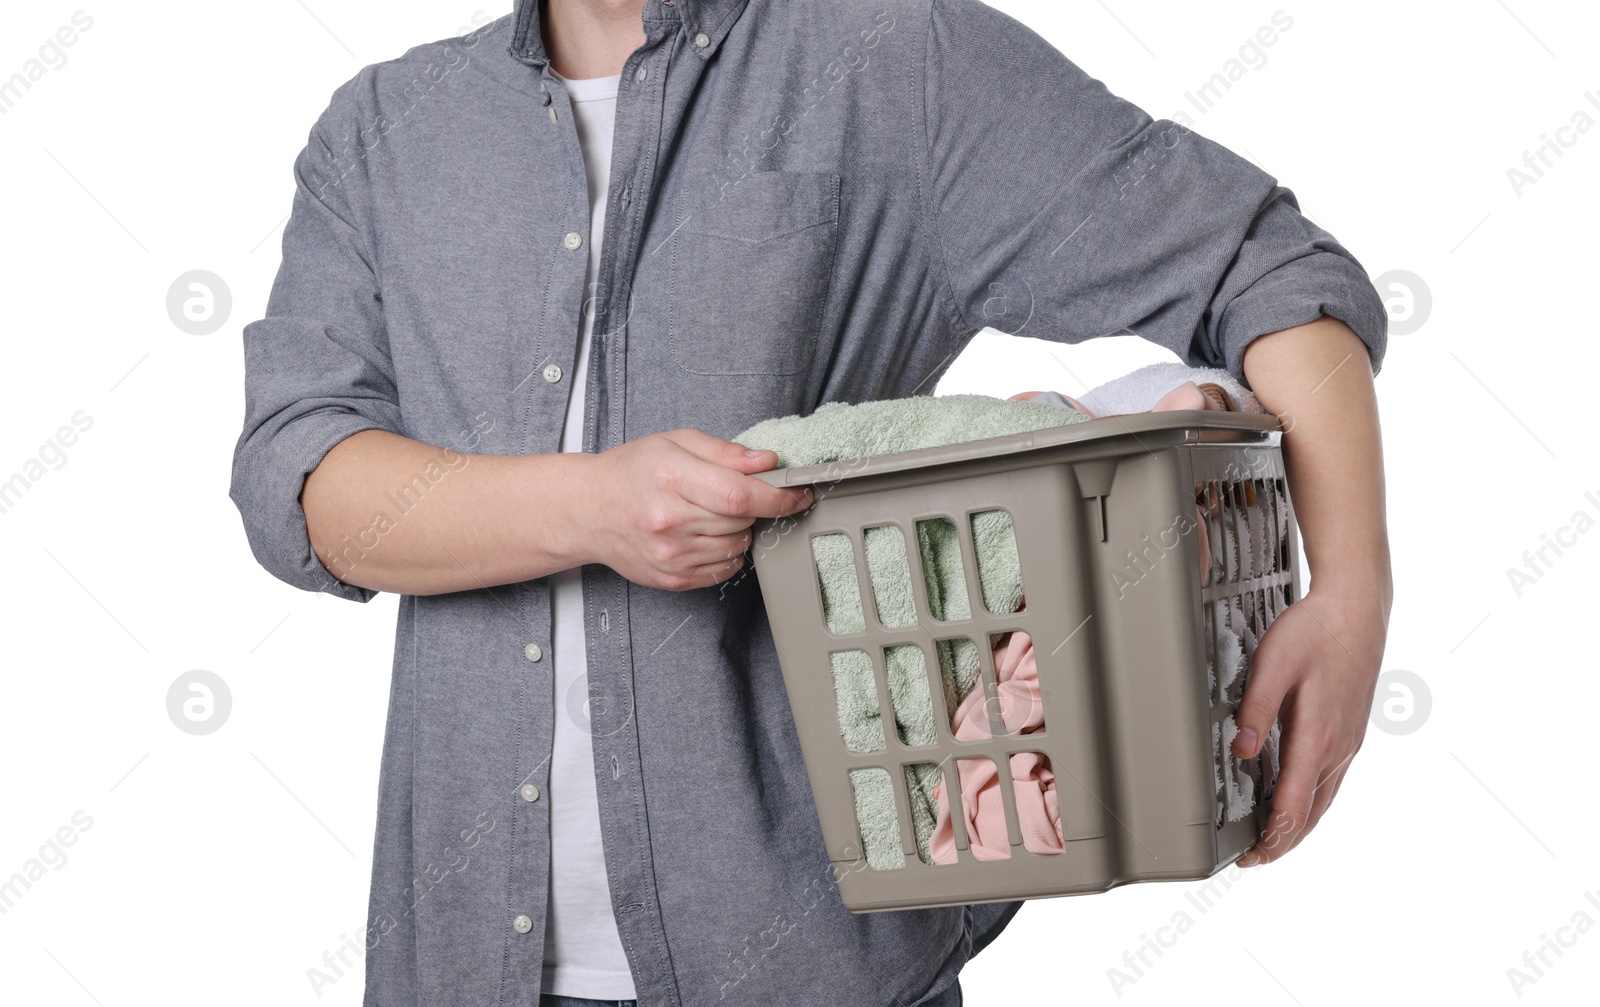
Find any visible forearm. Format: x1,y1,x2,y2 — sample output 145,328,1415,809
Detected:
302,428,594,596
1242,315,1393,619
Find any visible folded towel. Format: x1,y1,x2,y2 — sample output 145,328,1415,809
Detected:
734,393,1090,470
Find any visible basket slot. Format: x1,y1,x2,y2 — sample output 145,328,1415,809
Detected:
904,762,947,866
830,649,886,753
1225,482,1244,584
1011,751,1065,857
1202,593,1219,705
980,631,1047,737
932,636,982,736
810,532,867,636
967,508,1026,616
883,644,938,748
913,517,971,621
846,767,905,871
863,523,917,629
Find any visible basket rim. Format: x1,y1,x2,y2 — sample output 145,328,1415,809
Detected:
747,409,1284,489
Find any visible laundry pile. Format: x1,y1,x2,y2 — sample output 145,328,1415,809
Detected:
735,363,1280,868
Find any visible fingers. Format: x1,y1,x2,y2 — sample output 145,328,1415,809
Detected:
656,538,751,591
1254,753,1351,865
1152,381,1206,412
1232,631,1296,761
1301,774,1341,843
653,429,812,518
675,456,813,520
1300,750,1355,844
687,551,748,589
661,427,780,474
679,529,754,569
1238,713,1318,866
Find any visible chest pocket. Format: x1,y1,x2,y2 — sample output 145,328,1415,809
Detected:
668,170,841,377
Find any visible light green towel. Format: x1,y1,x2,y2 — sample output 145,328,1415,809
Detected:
737,394,1087,868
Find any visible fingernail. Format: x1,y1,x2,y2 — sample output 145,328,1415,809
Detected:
745,447,765,457
1236,726,1258,755
1237,851,1262,868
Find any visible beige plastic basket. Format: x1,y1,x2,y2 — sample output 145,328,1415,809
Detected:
747,410,1296,912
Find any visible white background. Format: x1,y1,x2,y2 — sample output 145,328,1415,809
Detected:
1,1,1596,1004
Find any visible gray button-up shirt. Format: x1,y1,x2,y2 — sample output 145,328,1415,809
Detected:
228,1,1387,1004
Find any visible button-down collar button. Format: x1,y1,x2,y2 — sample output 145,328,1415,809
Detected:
520,783,541,803
563,231,583,250
542,363,563,383
523,642,543,662
635,65,648,83
512,914,534,934
693,31,710,48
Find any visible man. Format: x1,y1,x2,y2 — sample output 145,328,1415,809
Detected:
229,0,1392,1004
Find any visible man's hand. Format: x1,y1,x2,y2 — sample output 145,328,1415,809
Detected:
581,429,812,591
1231,584,1387,865
1235,315,1394,866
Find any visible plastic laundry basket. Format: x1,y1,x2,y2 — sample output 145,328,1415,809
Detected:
747,410,1298,913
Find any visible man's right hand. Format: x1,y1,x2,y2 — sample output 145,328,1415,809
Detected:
580,429,813,591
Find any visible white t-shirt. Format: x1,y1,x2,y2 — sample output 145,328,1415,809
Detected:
544,68,637,1001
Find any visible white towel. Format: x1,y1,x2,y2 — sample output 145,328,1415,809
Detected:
1075,362,1262,415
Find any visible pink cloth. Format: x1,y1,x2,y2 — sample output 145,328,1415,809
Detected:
929,628,1064,862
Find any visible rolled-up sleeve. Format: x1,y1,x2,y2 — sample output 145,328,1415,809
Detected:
918,0,1388,382
229,77,403,602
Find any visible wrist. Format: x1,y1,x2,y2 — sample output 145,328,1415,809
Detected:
1305,561,1393,619
519,451,602,572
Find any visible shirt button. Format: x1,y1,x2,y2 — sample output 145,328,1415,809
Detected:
693,31,710,48
540,91,552,106
542,363,563,384
520,783,541,803
512,914,534,934
524,642,543,662
635,65,647,83
563,231,583,250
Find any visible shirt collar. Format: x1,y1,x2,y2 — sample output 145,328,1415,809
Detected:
509,0,745,68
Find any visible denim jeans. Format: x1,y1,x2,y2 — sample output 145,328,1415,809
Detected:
538,979,962,1007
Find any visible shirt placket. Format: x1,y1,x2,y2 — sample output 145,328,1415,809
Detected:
580,8,691,1005
508,3,721,1005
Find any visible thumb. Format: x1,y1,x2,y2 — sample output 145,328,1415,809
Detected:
1232,634,1294,760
